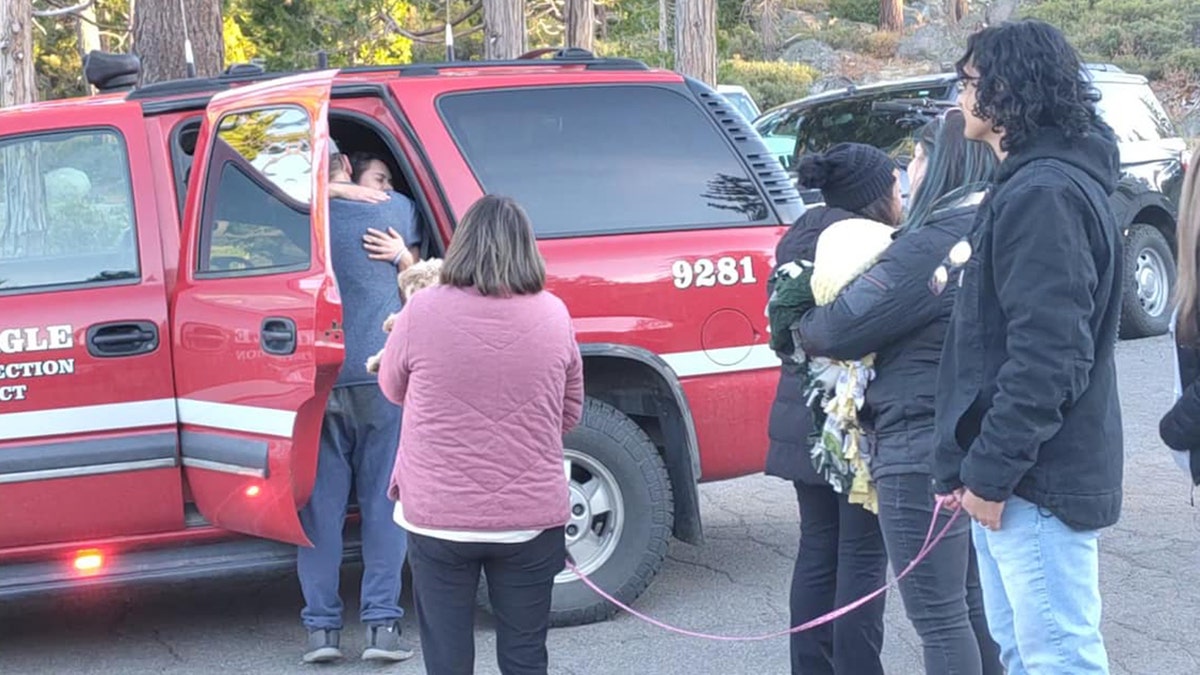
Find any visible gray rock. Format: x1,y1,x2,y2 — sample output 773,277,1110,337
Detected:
782,39,840,73
896,23,969,64
43,167,92,203
808,75,858,95
779,9,824,34
985,0,1020,24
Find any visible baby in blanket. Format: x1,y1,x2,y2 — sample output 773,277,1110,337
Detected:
788,217,895,514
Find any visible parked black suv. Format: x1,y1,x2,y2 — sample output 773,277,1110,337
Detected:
755,66,1187,339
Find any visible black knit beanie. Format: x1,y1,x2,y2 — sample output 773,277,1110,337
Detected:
796,142,896,214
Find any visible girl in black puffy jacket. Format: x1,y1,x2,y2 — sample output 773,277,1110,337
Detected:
1161,145,1200,485
792,110,1003,675
765,141,902,675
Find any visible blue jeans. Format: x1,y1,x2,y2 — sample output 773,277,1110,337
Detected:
298,385,407,631
972,496,1109,675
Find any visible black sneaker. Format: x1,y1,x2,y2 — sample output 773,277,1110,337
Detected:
302,628,343,664
362,621,416,662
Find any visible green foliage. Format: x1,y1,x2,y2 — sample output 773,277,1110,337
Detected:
828,0,878,24
223,0,414,70
594,40,675,69
717,0,746,32
408,0,485,63
1167,48,1200,74
719,24,768,61
718,56,817,110
860,30,899,59
32,0,132,102
1024,0,1200,79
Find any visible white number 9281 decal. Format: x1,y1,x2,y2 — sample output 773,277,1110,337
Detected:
671,256,758,289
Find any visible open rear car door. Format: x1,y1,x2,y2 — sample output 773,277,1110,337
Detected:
172,72,342,546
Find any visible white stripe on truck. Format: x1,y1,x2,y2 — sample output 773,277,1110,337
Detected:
0,346,781,442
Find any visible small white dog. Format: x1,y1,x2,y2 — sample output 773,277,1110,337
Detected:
365,258,443,374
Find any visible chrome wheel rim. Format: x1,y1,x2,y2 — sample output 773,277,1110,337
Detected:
557,449,624,584
1136,246,1170,318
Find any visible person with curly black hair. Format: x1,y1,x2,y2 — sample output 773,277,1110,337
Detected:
932,18,1124,675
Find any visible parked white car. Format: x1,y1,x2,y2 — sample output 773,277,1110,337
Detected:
717,84,761,123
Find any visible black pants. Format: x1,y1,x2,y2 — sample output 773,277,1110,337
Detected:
790,482,888,675
407,527,566,675
875,473,1004,675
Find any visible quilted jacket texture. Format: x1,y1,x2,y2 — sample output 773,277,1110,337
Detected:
379,284,584,531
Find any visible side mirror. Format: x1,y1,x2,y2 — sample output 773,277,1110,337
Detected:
83,51,141,93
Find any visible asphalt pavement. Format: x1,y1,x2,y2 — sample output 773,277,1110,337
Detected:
1,335,1195,674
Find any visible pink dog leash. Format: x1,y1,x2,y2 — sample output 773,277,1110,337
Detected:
563,496,962,642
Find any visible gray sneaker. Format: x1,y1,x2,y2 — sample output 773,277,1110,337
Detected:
302,628,343,664
362,622,416,662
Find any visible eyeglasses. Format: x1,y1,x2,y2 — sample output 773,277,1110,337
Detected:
929,238,973,296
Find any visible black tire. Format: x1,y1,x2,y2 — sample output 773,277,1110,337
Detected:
1120,223,1176,339
477,398,674,627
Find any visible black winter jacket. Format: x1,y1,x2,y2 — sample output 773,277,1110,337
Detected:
1160,333,1200,486
932,124,1125,532
795,201,979,480
765,206,860,484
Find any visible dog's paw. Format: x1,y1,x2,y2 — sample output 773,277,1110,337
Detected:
365,354,382,374
382,314,397,332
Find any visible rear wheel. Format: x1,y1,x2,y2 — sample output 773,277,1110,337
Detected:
1119,223,1175,339
477,398,674,627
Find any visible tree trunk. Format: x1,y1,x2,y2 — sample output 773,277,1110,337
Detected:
565,0,594,51
78,3,103,95
658,0,670,52
880,0,903,31
133,0,224,84
0,0,37,108
675,0,716,85
760,0,781,59
0,0,44,256
949,0,968,23
483,0,527,60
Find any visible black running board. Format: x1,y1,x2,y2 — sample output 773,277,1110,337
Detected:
0,531,363,600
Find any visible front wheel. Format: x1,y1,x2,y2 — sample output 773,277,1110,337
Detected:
1119,223,1175,339
477,398,675,627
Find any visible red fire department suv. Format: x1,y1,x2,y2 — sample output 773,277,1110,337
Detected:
0,49,804,626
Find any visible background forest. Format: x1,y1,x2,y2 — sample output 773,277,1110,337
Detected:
10,0,1200,131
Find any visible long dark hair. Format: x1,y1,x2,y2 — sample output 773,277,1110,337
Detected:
957,19,1101,154
901,109,997,232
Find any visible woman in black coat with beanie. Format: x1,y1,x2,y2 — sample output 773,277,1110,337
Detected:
765,142,902,675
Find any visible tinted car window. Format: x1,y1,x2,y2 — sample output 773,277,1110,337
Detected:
0,129,139,293
756,108,806,170
792,85,953,164
1094,81,1177,143
197,107,311,277
438,85,771,237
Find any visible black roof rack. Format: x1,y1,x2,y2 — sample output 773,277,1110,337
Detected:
392,48,649,77
126,48,649,101
126,66,298,100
